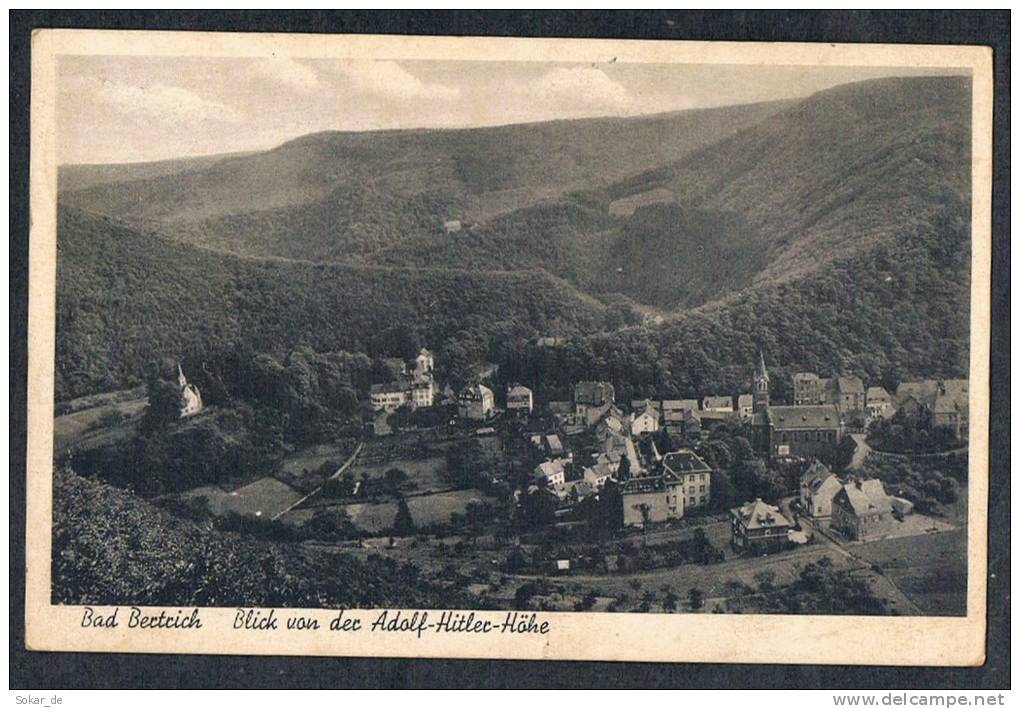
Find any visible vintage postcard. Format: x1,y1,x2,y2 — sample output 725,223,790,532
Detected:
26,30,992,664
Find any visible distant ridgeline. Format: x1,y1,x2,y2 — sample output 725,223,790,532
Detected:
56,76,971,400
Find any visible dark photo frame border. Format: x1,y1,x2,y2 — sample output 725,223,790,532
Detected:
9,9,1010,689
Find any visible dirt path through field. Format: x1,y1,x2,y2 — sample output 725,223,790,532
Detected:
272,440,364,520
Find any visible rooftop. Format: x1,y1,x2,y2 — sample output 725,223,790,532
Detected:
836,479,892,516
574,380,615,406
459,383,493,400
622,475,667,494
703,395,734,409
769,405,840,429
662,399,699,412
834,376,865,394
731,498,792,530
662,449,712,475
801,460,835,489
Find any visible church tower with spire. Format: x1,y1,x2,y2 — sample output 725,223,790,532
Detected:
753,349,770,414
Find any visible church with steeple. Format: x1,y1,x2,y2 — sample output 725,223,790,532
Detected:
750,351,843,461
752,349,770,414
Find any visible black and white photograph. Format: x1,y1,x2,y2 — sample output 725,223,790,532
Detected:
21,28,994,666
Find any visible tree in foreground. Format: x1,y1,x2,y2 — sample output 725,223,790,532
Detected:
688,587,705,610
616,454,632,481
393,498,415,536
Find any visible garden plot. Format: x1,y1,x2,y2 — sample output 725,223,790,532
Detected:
181,477,303,519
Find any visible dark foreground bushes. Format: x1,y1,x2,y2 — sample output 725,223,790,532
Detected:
52,466,465,609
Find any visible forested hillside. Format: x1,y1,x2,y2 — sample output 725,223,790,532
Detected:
625,75,972,287
357,76,972,308
491,191,971,404
55,208,607,399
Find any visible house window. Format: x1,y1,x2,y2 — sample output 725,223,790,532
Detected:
689,497,695,506
700,496,706,505
699,485,705,493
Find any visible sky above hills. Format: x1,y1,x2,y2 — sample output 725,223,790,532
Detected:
57,56,966,165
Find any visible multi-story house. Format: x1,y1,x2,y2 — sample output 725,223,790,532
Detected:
730,499,792,555
865,386,893,420
506,383,534,415
458,383,494,420
573,381,615,417
662,449,712,511
631,402,660,435
799,460,842,518
370,380,412,412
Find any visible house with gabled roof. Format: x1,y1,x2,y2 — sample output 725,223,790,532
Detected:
552,479,594,504
794,372,864,411
631,397,659,412
865,386,893,420
544,434,565,458
933,379,969,440
730,499,793,555
830,376,866,412
894,380,941,414
583,462,613,490
663,406,700,438
506,383,534,415
458,383,494,421
830,479,893,541
533,459,567,488
630,402,660,435
799,460,842,518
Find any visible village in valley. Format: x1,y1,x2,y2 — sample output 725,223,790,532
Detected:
50,65,975,618
56,336,969,616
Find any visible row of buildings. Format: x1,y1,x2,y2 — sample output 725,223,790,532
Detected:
366,348,530,424
369,348,437,412
894,378,970,440
798,460,912,539
524,379,715,527
792,369,969,440
730,466,908,555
